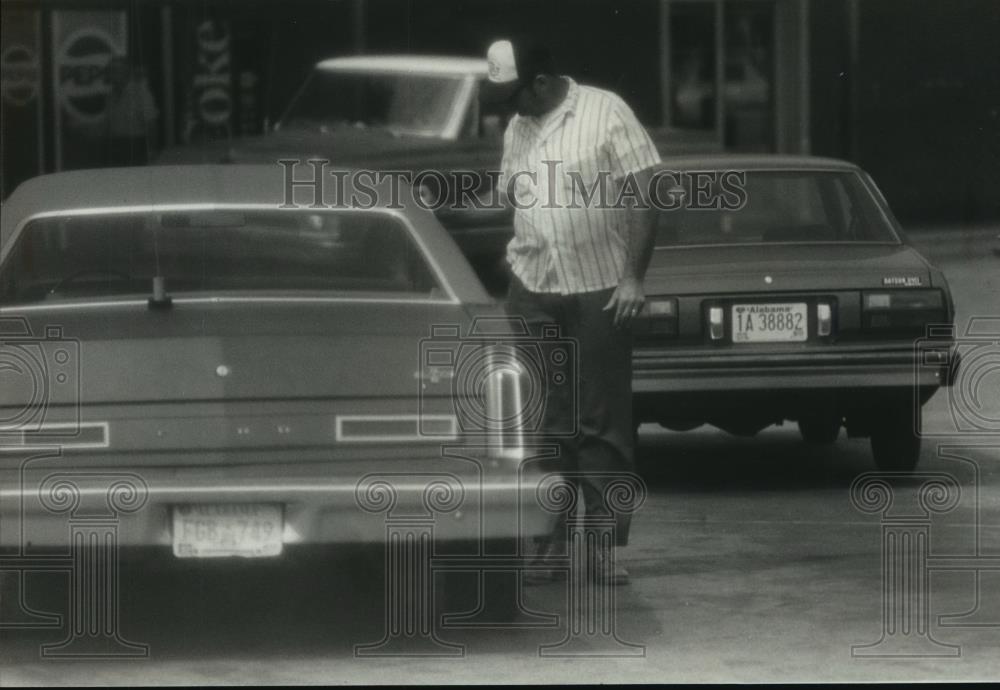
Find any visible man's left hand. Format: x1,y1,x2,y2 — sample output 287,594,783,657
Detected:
603,276,645,328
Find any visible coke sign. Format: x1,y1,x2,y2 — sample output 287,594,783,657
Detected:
184,19,233,141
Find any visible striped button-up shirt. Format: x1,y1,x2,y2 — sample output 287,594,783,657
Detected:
500,78,661,294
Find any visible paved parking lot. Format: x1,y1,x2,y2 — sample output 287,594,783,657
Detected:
2,225,998,684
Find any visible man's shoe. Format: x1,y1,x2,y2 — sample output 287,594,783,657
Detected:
608,561,630,586
592,547,630,586
522,538,565,586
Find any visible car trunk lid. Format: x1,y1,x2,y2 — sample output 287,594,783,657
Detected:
643,243,933,295
0,301,498,462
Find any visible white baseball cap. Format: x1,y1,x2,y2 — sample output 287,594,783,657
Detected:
481,39,554,103
487,40,519,84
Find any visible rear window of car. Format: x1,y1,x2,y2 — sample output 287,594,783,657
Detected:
0,209,443,305
655,171,899,247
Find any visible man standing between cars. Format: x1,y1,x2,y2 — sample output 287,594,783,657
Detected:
482,39,661,584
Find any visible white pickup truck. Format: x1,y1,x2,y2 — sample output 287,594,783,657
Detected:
160,54,719,293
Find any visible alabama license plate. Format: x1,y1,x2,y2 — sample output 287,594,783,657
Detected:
732,303,807,343
172,504,283,558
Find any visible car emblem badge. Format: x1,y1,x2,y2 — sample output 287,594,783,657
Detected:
216,365,231,378
764,275,773,284
882,276,923,287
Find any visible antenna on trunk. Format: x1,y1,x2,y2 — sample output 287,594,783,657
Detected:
148,275,173,310
147,218,172,310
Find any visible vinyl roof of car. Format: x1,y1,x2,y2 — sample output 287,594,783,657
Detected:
658,154,860,171
0,164,490,302
315,55,488,76
1,165,408,240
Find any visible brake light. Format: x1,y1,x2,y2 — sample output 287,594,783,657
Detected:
645,299,676,317
866,293,891,309
637,297,679,336
864,290,942,310
862,289,946,330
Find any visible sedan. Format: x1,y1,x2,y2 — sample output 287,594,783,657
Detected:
0,165,553,576
633,155,959,472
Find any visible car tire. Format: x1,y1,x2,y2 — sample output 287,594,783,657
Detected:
870,408,922,472
798,414,841,445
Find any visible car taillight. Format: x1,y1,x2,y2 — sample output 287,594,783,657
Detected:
483,349,525,461
637,298,679,337
862,289,946,330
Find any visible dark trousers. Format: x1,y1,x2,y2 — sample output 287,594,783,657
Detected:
506,274,636,546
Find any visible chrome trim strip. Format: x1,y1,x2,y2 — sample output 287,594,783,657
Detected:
654,241,900,251
1,295,454,313
0,421,110,451
335,414,459,443
0,480,529,499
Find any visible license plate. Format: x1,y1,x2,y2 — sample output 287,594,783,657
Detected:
172,504,283,558
732,303,807,343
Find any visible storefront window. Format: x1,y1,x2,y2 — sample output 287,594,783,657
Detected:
670,1,717,131
1,8,43,196
723,0,774,151
665,0,777,152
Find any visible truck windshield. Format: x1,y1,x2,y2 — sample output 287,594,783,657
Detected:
278,70,465,138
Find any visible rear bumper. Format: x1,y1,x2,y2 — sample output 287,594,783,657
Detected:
0,455,556,549
633,347,956,393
